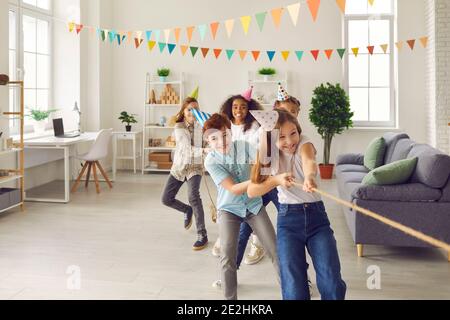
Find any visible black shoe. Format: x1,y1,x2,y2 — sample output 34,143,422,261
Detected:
193,234,208,251
184,207,193,230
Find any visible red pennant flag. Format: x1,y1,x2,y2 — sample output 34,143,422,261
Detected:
324,49,333,60
76,24,84,34
251,51,261,61
311,50,320,61
134,38,144,49
201,48,210,58
213,49,222,59
367,45,375,55
210,22,220,40
407,39,416,50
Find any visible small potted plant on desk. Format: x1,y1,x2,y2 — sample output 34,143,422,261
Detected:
258,68,276,82
157,68,170,82
27,108,58,134
119,111,138,132
309,82,353,179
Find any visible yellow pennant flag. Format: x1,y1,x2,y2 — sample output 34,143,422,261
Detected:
68,22,75,32
368,0,375,6
238,50,247,60
240,16,252,35
287,3,301,26
351,47,359,57
225,19,235,38
380,44,389,54
420,36,429,48
271,8,283,28
395,41,403,51
180,45,189,56
147,41,156,51
281,51,290,61
336,0,346,14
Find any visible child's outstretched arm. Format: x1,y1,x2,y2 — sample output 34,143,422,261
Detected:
300,143,318,193
221,177,251,196
248,173,293,198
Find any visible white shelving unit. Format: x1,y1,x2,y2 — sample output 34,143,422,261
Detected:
248,71,288,109
142,72,184,173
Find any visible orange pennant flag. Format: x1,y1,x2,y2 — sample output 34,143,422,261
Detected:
311,50,320,61
174,28,181,43
368,0,375,6
271,8,283,28
407,39,416,50
380,44,388,53
419,36,428,48
396,41,404,51
367,45,375,55
180,45,189,56
186,26,195,43
351,47,359,57
210,22,220,40
336,0,346,14
324,49,334,60
281,51,290,61
307,0,321,22
238,50,247,60
201,48,210,58
213,49,222,59
251,51,261,61
127,31,133,44
134,38,144,49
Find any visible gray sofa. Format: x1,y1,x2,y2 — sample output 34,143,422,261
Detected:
335,133,450,261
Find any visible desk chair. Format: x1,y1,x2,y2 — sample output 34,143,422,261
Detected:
71,129,113,194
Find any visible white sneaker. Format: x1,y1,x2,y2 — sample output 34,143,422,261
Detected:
212,238,221,257
212,279,222,289
244,243,265,265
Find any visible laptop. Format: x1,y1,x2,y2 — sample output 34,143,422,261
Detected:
53,118,80,138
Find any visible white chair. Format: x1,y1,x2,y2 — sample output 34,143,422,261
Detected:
71,129,113,194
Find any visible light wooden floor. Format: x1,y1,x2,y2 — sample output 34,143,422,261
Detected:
0,173,448,300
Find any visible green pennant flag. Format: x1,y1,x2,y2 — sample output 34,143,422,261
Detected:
255,12,267,31
226,49,235,60
190,46,199,57
337,48,346,59
158,42,167,53
295,51,304,61
100,30,106,42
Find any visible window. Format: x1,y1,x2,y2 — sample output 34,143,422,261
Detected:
345,0,395,127
9,0,52,133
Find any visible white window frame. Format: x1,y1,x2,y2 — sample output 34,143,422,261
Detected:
344,2,396,128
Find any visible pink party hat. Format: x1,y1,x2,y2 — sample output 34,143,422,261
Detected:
241,86,253,102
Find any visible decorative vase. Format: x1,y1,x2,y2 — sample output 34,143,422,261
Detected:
34,121,47,134
319,164,335,180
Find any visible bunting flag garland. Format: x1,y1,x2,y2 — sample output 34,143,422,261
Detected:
251,51,261,61
407,39,416,50
367,45,375,55
168,43,176,54
198,24,207,41
255,12,267,31
281,51,290,61
180,45,189,56
225,19,235,38
287,3,301,26
148,41,156,51
380,44,389,54
351,47,359,57
190,46,199,57
68,22,75,32
213,48,222,59
238,50,247,60
226,49,235,60
158,42,166,53
419,36,429,48
186,26,195,42
154,30,161,42
201,47,210,58
75,24,83,34
295,50,304,61
396,41,404,51
146,30,152,42
337,48,346,59
368,0,375,6
164,29,171,42
134,38,143,48
174,28,181,43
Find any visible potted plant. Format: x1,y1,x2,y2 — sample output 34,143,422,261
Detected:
26,108,58,134
157,68,170,82
258,68,276,81
118,111,138,132
309,83,353,179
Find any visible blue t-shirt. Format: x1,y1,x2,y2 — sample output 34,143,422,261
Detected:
204,140,263,218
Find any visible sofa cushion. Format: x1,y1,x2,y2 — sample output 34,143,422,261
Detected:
352,183,442,202
389,139,415,164
407,144,450,189
383,132,410,164
364,137,387,170
336,164,370,174
336,153,365,166
362,158,418,186
339,171,367,184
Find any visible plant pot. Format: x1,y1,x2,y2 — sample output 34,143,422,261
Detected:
125,125,132,132
34,121,47,134
319,164,335,180
159,76,167,82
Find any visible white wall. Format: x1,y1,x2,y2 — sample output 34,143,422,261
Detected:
0,0,9,137
107,0,428,167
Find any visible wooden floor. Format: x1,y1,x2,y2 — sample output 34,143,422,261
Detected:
0,173,448,300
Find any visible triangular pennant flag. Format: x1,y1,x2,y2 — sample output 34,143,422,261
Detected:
419,36,428,48
380,44,388,54
307,0,321,22
396,41,403,51
190,46,199,57
146,30,152,41
127,31,133,44
136,31,143,41
164,29,171,42
167,43,176,54
271,8,283,28
121,33,127,43
158,42,167,53
351,47,359,57
198,24,207,41
255,12,267,32
281,51,290,61
116,34,122,45
295,51,304,61
311,50,320,61
225,19,235,38
108,30,116,43
186,26,195,42
368,0,375,6
75,24,83,34
367,45,375,55
99,29,106,42
226,49,235,60
251,51,261,61
147,41,156,51
287,3,301,26
153,30,160,41
337,48,346,59
238,50,247,60
324,49,334,60
213,49,222,59
267,51,276,62
336,0,346,14
68,22,75,33
210,22,220,40
240,16,252,35
201,47,210,58
134,38,144,49
180,45,189,56
407,39,416,50
174,28,181,43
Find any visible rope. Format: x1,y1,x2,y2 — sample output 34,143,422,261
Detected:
292,182,450,252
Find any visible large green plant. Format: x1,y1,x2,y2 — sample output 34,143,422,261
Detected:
26,108,58,121
309,83,353,165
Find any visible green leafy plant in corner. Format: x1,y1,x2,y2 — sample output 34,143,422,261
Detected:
157,68,170,77
118,111,138,126
309,82,354,165
258,68,276,76
26,108,58,122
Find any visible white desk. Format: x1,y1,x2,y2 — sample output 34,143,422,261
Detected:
112,131,142,181
24,132,98,203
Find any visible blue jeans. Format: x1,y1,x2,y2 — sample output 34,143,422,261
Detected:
277,201,346,300
236,189,280,269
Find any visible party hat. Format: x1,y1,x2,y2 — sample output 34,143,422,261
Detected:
250,110,279,132
241,86,253,102
189,86,199,100
277,83,290,102
192,108,211,128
